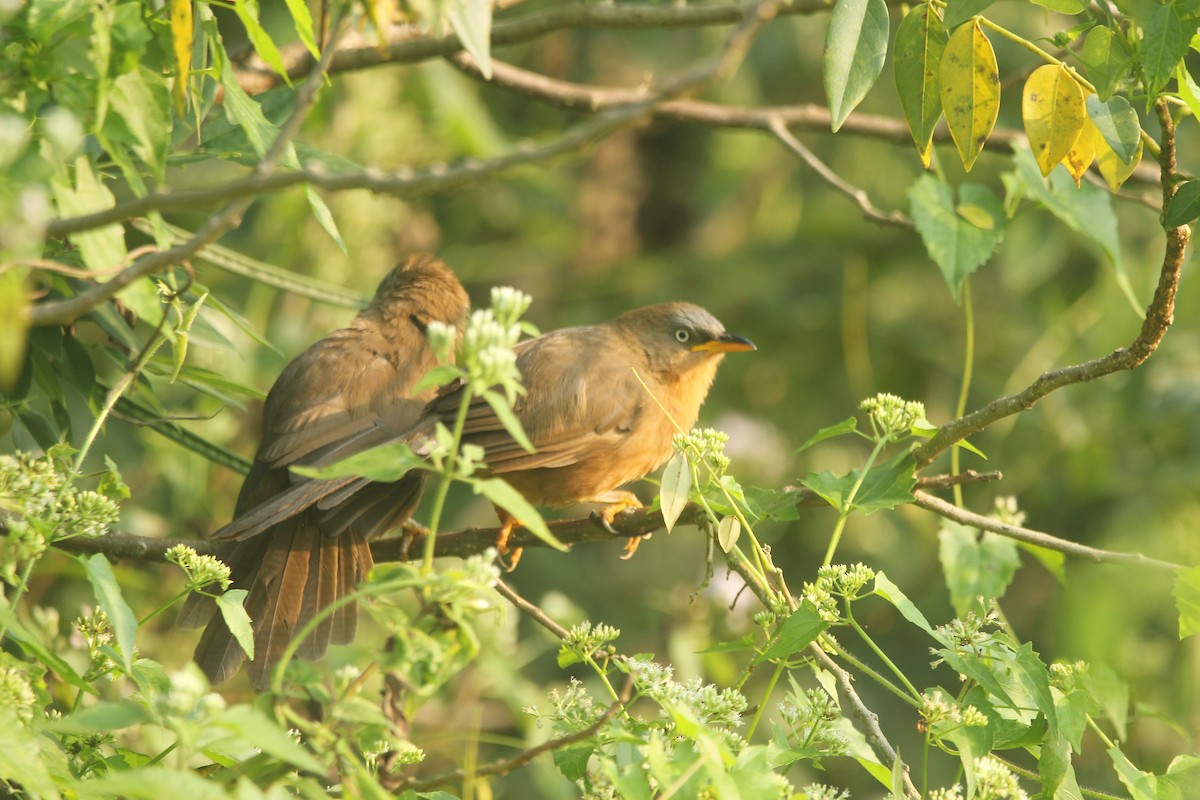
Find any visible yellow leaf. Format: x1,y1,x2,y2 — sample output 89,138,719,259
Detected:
1061,116,1098,188
1022,65,1086,178
939,19,1000,173
170,0,193,116
1095,133,1143,191
956,202,995,230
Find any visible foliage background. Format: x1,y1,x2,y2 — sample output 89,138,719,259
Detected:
2,0,1199,797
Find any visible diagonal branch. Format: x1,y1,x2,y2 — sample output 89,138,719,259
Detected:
912,99,1189,468
912,491,1182,571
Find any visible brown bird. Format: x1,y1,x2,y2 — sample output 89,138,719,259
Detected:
218,302,755,568
179,254,470,688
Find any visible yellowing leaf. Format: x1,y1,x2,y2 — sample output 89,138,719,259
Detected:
894,4,948,168
1095,133,1143,191
1023,65,1085,177
169,0,193,116
940,19,1000,172
956,202,995,229
1061,115,1098,188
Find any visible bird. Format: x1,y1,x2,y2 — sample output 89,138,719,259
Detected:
216,301,755,569
178,254,471,689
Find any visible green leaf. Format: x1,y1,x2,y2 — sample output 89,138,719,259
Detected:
853,450,918,514
794,416,857,454
1108,744,1158,800
0,603,96,696
938,521,1021,616
696,633,757,654
1030,0,1088,14
447,0,494,78
940,18,1000,171
553,744,594,782
0,710,64,800
483,388,535,454
1054,687,1090,752
1165,180,1200,229
1175,63,1200,122
716,515,741,552
1039,727,1081,800
1003,146,1139,314
232,0,289,83
215,589,254,661
1081,27,1134,101
1173,564,1200,639
283,0,320,58
1139,3,1188,100
293,441,428,482
304,184,347,254
471,477,567,551
412,364,464,395
893,4,947,167
659,452,691,533
209,706,327,773
47,700,152,734
943,0,994,31
216,55,278,158
107,66,171,182
823,0,890,131
83,553,138,673
1018,541,1066,583
755,602,828,663
873,571,938,636
1085,94,1141,163
52,157,127,274
909,175,1005,302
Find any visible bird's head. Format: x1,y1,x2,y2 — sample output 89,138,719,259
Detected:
616,302,755,378
369,253,471,329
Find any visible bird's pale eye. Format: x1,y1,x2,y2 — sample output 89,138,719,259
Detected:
674,328,691,343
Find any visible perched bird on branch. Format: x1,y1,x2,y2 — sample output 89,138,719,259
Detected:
178,254,470,689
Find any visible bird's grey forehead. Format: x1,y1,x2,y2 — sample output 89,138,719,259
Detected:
666,304,725,334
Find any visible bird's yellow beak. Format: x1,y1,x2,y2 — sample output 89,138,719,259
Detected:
691,333,756,353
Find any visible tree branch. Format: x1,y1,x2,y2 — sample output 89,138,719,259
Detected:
30,24,346,327
912,490,1182,571
912,98,1189,468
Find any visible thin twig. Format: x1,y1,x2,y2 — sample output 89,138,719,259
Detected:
913,99,1189,467
912,491,1182,571
496,579,570,639
387,674,634,793
767,117,916,230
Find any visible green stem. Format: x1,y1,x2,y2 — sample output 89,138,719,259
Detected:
974,16,1097,94
846,607,922,701
953,279,974,509
745,661,785,740
138,588,192,626
1086,714,1116,749
820,634,920,708
821,437,888,568
422,388,475,574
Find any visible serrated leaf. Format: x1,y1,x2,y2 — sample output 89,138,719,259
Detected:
894,3,948,167
909,175,1006,301
1061,115,1098,188
943,0,994,30
1085,94,1140,163
938,521,1020,616
755,603,828,663
940,19,1000,172
824,0,890,131
1022,65,1086,177
1081,27,1134,101
472,477,566,550
716,515,741,552
854,450,918,514
1108,745,1158,800
83,553,137,673
794,416,857,453
1173,565,1200,639
1094,133,1143,191
293,441,428,482
232,0,289,83
1140,3,1187,100
215,589,254,660
660,452,691,533
283,0,320,58
1165,180,1200,228
169,0,193,115
447,0,494,79
553,744,594,782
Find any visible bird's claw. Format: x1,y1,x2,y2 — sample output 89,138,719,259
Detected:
591,508,620,536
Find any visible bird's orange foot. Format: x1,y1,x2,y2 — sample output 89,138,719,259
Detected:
495,516,523,572
620,534,650,560
590,492,647,557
